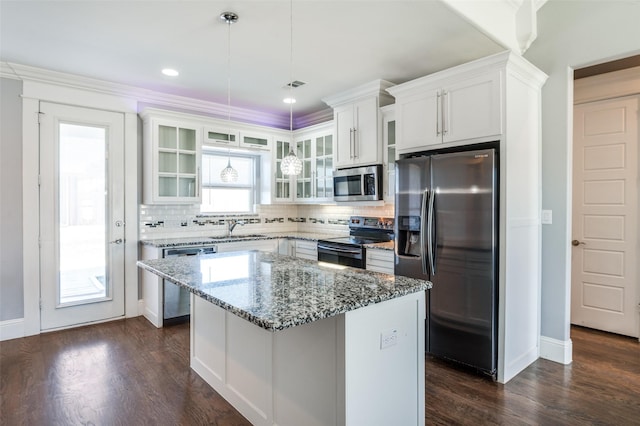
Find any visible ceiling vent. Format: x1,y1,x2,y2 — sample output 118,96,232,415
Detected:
285,80,306,88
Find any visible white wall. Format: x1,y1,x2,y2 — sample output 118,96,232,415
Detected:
524,0,640,342
0,77,24,321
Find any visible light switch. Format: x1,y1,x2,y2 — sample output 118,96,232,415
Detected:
541,210,552,225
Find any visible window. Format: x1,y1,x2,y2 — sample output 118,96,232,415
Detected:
201,150,258,213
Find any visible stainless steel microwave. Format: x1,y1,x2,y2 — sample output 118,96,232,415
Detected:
333,165,383,202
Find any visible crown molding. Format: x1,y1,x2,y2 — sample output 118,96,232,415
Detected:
295,107,333,129
322,79,396,108
1,61,291,129
0,62,21,80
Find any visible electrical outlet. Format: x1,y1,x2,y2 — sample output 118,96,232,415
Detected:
380,329,398,349
542,209,553,225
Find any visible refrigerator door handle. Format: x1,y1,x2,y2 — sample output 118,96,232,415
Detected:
420,188,429,275
427,189,436,276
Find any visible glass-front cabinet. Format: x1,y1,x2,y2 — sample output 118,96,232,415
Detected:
203,125,239,147
295,137,313,200
240,131,271,151
293,122,334,203
314,133,333,199
142,109,202,204
158,125,198,197
273,138,293,202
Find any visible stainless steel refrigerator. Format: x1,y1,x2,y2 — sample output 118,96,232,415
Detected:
395,145,498,376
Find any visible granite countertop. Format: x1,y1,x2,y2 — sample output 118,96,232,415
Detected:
140,232,345,248
137,251,430,332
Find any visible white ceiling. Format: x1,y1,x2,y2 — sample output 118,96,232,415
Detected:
0,1,504,127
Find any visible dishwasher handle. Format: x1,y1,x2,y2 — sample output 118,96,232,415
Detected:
164,246,218,257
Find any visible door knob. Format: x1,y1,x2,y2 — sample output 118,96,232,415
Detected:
110,239,124,244
571,239,586,246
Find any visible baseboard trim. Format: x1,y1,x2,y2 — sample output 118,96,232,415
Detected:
539,335,573,364
500,345,539,383
0,318,25,341
137,299,145,317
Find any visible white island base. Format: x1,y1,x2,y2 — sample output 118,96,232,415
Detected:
190,291,426,426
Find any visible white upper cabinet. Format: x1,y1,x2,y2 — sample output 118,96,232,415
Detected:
239,130,272,151
293,122,334,203
334,98,378,167
381,105,396,203
323,80,395,169
388,59,503,154
443,71,501,143
203,125,239,148
141,109,202,205
272,136,294,203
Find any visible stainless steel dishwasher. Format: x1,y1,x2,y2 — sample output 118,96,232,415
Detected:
162,245,217,325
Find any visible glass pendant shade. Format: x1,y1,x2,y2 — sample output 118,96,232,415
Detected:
220,158,238,182
281,149,303,175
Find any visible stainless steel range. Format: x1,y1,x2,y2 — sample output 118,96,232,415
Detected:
317,216,394,269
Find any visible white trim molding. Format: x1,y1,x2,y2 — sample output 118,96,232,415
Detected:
0,318,25,342
574,65,640,104
2,61,333,130
539,335,573,365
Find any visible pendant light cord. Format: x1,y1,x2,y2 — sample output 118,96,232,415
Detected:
289,0,293,136
227,17,232,162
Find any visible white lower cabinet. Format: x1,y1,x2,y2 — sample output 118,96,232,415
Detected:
293,240,318,260
365,249,394,274
277,238,317,259
190,291,425,426
141,245,163,328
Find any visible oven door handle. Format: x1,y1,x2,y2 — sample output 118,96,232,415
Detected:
317,244,362,255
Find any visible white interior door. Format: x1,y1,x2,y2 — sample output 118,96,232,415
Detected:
39,102,125,330
572,96,639,337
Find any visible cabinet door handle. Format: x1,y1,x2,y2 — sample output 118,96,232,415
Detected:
436,92,441,136
349,128,354,159
442,91,448,136
353,128,358,159
196,166,200,198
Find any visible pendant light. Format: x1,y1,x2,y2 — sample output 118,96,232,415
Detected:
280,0,303,176
220,12,239,183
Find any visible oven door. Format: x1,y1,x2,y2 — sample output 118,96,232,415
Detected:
317,241,365,269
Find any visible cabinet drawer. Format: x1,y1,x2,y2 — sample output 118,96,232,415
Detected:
295,240,318,260
366,249,394,274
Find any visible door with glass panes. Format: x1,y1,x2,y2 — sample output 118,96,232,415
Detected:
39,102,125,330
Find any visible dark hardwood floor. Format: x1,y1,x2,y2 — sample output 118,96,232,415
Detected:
1,318,638,425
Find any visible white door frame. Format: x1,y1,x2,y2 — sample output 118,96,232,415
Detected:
573,67,640,341
21,80,139,336
39,102,126,330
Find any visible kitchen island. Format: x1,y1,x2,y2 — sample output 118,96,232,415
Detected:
138,251,431,426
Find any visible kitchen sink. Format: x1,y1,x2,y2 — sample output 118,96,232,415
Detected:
209,234,268,240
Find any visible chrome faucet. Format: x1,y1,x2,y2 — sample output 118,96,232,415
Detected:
227,219,245,237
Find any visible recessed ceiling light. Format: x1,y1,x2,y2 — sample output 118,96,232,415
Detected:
162,68,179,77
283,97,296,104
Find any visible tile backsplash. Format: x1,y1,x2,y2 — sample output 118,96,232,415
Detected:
139,203,394,240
